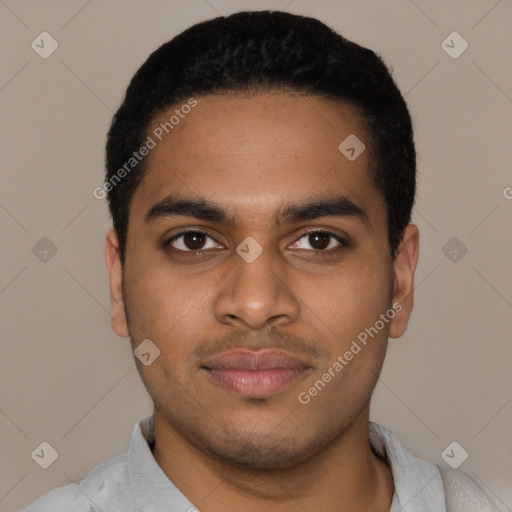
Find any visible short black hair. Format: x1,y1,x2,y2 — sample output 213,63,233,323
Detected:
105,10,416,264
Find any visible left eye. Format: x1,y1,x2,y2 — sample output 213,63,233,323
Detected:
289,231,346,251
167,231,222,251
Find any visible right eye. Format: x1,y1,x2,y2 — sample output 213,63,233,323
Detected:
164,230,224,253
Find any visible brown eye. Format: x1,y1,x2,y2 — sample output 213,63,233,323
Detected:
289,231,347,252
308,232,331,250
166,231,221,252
182,232,207,250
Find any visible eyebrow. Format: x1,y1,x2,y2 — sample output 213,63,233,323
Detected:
144,194,369,228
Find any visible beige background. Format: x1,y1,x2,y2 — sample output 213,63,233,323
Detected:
1,0,511,510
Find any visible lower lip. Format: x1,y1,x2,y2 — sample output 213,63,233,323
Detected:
204,368,307,398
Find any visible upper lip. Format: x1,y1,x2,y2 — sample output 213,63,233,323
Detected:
202,348,310,371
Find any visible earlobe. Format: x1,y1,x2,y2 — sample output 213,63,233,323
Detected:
389,224,420,339
105,229,130,338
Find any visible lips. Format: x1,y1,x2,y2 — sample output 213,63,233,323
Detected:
201,349,310,398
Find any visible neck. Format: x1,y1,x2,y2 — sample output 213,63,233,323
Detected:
152,406,394,512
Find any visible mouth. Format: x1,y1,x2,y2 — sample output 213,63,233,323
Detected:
201,348,311,398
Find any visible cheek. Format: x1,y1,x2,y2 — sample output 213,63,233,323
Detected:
124,256,210,336
295,256,392,342
312,261,391,407
323,349,384,414
123,260,217,385
302,296,389,413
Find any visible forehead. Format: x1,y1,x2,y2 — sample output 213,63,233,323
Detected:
129,92,385,227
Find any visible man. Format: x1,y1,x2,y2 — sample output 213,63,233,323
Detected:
24,10,503,512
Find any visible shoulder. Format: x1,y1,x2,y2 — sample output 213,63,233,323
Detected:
21,453,132,512
369,422,507,511
437,465,507,512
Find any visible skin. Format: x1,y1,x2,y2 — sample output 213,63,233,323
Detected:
105,91,419,511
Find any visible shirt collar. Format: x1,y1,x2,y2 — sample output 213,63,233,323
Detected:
369,421,446,512
128,414,198,511
127,415,446,511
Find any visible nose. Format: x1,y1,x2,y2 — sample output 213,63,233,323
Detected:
213,247,300,331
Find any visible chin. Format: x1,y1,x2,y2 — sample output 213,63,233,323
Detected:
203,436,316,469
187,416,341,470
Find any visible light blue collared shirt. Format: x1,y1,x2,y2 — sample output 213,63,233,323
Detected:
22,415,495,511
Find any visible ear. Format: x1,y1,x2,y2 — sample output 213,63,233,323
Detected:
389,224,420,339
105,228,130,338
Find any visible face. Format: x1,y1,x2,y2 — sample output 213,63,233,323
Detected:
106,91,419,469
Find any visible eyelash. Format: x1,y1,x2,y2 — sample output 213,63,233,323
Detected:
163,228,349,258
